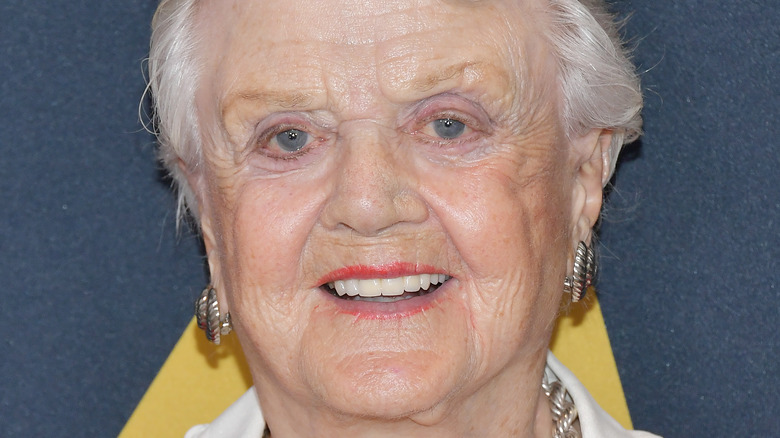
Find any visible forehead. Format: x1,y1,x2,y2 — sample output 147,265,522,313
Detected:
195,0,553,118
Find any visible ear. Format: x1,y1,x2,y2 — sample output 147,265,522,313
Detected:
569,128,613,245
178,160,227,309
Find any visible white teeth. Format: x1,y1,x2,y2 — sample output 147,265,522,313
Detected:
380,277,405,296
403,275,420,292
420,273,431,290
357,279,381,297
345,279,360,296
329,274,450,298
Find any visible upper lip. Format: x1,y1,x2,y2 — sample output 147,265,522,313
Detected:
316,262,445,285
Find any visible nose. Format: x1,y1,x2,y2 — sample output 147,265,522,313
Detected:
319,125,428,236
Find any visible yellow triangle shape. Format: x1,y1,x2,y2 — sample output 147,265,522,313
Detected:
120,294,632,437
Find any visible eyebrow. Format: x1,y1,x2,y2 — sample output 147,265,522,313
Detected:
408,61,483,92
221,61,494,120
221,89,315,120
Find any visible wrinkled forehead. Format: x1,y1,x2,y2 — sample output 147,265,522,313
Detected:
197,0,547,43
202,0,533,43
194,0,555,120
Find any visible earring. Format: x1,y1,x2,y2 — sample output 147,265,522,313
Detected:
195,286,232,345
564,241,595,303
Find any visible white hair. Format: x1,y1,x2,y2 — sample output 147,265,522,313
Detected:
147,0,642,219
147,0,203,219
544,0,643,177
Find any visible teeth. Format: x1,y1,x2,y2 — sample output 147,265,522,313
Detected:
328,274,450,298
345,279,360,296
420,273,430,291
357,279,381,297
403,275,420,292
380,277,405,296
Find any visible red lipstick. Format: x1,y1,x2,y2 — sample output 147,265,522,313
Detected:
316,262,440,285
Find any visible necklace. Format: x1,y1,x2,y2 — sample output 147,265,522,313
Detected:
542,377,580,438
261,379,579,438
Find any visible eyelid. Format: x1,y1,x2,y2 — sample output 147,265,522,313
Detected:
406,93,493,135
424,111,476,129
252,111,330,147
243,115,333,173
415,110,485,143
244,119,323,165
256,124,307,156
258,122,309,145
253,111,334,138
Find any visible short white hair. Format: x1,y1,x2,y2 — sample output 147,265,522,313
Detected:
148,0,202,219
147,0,642,219
544,0,643,177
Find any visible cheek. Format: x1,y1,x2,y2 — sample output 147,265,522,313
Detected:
426,159,571,278
210,173,327,335
419,152,572,353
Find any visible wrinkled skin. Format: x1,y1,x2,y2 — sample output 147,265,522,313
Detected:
186,0,611,436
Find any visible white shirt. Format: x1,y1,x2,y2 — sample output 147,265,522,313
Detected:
186,352,661,438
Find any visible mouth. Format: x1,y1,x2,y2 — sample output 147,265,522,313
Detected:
321,274,451,303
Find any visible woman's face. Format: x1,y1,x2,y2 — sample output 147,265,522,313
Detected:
191,0,600,424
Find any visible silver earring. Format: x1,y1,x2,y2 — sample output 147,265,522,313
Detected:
564,241,595,303
195,286,232,345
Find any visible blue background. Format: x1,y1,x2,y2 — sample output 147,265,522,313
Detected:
1,1,777,436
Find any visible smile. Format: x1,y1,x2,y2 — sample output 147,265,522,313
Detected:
324,274,451,302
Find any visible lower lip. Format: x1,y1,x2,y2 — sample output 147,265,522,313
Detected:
320,282,448,320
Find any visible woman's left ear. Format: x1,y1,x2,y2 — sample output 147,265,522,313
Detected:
570,128,613,243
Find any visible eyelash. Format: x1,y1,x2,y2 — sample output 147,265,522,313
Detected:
248,103,486,165
255,123,318,160
416,111,479,144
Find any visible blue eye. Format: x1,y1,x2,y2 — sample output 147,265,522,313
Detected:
432,118,465,139
275,129,309,152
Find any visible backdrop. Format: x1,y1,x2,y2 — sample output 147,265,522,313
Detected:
1,1,777,436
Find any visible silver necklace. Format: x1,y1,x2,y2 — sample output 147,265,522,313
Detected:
261,380,579,438
542,378,580,438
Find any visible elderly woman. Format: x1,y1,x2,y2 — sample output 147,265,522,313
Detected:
149,0,659,436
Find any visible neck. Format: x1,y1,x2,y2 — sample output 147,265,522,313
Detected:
255,353,555,438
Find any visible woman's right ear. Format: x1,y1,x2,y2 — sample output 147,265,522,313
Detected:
199,214,223,292
177,159,222,291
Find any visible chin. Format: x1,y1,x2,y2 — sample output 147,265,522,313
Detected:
298,293,474,421
314,349,462,420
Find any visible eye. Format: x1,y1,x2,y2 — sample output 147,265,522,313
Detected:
431,118,466,139
274,129,310,152
248,115,332,170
